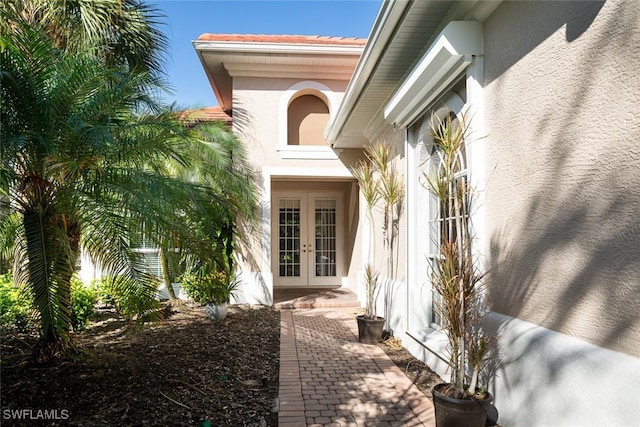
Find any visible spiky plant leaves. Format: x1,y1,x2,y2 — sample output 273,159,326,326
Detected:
351,160,380,210
363,263,380,319
426,111,491,398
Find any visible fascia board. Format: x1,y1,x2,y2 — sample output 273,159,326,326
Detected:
223,62,358,80
384,21,483,128
325,0,412,145
194,47,229,111
192,41,363,56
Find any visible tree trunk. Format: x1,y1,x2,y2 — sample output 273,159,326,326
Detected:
159,243,177,300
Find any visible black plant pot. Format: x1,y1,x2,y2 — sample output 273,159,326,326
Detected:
356,315,385,344
432,383,493,427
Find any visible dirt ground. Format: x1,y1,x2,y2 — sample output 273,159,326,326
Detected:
378,335,443,400
1,303,442,426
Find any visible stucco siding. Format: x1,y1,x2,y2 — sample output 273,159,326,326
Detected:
232,76,350,168
345,124,409,325
483,0,640,356
228,74,361,302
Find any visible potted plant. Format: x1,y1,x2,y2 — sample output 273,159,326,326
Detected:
352,140,404,343
356,263,385,343
180,268,238,321
425,112,494,427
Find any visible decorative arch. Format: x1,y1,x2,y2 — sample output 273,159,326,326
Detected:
278,81,339,159
287,94,330,146
417,92,467,177
415,92,465,147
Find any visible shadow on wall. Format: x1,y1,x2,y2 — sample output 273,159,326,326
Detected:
484,311,640,426
221,102,274,305
490,185,640,353
238,198,273,305
484,1,605,85
486,0,640,357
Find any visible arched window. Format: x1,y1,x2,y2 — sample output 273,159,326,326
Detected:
425,111,468,326
406,88,466,331
287,94,330,146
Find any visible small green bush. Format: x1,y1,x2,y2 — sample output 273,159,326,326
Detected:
1,274,99,333
94,276,162,325
70,277,96,332
0,274,33,333
180,269,237,304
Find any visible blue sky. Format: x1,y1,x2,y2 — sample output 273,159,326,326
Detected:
155,0,382,108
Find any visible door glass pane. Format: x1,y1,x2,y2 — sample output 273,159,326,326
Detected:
314,199,336,277
278,199,300,277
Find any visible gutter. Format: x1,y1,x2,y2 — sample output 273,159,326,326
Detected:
325,0,412,144
192,41,364,56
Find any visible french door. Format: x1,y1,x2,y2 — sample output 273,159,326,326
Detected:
273,193,342,287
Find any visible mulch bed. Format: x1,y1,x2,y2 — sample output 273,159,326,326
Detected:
378,335,443,399
1,303,442,426
1,303,280,427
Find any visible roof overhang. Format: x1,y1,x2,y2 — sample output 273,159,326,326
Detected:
326,0,502,148
193,38,364,112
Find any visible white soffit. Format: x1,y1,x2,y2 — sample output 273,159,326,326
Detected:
384,21,483,128
193,40,363,111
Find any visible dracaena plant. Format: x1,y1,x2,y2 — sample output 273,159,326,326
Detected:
352,140,404,321
352,159,380,320
425,111,491,399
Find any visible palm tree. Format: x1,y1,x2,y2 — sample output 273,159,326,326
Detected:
152,120,260,300
187,122,260,273
0,20,243,360
0,0,168,76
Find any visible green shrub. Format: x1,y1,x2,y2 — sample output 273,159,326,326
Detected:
0,274,33,333
70,277,96,332
94,276,163,325
180,269,237,304
1,274,99,333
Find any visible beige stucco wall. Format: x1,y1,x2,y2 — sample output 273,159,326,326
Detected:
483,0,640,356
374,127,408,287
229,74,367,301
288,95,329,146
361,127,408,328
232,76,352,169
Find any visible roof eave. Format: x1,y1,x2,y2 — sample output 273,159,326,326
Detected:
193,40,365,112
194,45,231,111
326,0,504,149
193,40,364,56
325,0,410,147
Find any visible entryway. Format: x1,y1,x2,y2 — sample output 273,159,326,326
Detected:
273,287,359,309
272,192,343,287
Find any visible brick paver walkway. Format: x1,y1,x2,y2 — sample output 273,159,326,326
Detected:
278,308,436,426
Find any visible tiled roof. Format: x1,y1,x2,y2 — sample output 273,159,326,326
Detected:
180,107,232,126
197,33,367,46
